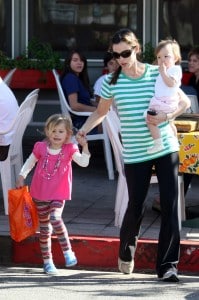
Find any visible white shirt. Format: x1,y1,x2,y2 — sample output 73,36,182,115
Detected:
0,77,19,145
19,148,90,179
93,74,107,98
155,65,182,97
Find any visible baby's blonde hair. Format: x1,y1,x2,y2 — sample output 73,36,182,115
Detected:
44,114,73,137
155,39,182,64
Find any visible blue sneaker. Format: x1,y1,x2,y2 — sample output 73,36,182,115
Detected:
43,262,58,275
64,250,77,267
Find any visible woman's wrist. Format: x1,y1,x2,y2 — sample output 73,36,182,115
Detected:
166,113,173,121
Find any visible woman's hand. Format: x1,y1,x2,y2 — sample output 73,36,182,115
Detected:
146,111,167,125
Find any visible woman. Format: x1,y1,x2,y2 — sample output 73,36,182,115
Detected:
181,47,199,195
187,46,199,99
60,50,96,130
77,29,190,282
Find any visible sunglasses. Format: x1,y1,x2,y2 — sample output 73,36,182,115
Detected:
112,48,135,59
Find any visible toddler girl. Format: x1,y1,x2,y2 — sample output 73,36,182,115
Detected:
16,114,90,275
146,39,182,154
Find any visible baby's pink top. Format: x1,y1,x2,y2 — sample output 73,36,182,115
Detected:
30,141,79,201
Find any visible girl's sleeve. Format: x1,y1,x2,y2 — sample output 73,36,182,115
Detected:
19,153,38,178
72,151,91,167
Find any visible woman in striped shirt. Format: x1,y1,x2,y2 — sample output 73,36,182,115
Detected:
77,28,190,282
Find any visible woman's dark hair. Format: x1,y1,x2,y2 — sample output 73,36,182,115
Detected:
60,50,91,94
188,46,199,60
109,28,141,85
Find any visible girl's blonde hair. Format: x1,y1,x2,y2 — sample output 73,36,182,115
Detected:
155,39,182,64
44,114,73,137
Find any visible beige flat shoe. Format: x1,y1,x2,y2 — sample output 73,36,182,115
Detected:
118,257,134,274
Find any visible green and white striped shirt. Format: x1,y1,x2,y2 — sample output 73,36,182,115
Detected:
101,64,179,164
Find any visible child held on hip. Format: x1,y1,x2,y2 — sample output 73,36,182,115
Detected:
146,39,182,154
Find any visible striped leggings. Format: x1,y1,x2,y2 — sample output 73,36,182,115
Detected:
34,199,71,261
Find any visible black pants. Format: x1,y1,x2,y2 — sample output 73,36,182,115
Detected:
0,145,10,161
184,173,193,195
119,152,180,277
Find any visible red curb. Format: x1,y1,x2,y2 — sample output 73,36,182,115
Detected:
12,235,199,273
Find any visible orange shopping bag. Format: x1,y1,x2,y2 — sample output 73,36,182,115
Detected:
8,186,39,242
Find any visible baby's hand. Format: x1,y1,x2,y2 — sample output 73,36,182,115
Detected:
159,63,167,74
16,175,25,189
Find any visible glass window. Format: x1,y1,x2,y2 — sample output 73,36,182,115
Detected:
159,0,199,60
0,0,12,56
28,0,142,59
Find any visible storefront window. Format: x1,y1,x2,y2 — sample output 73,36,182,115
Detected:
159,0,199,60
0,0,12,56
28,0,142,59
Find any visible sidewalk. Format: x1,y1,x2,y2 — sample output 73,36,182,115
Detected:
0,139,199,274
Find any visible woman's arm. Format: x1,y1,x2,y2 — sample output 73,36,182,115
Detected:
148,88,191,125
166,88,191,120
68,93,96,112
77,98,112,135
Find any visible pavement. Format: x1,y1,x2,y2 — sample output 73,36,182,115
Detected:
0,139,199,274
0,266,199,300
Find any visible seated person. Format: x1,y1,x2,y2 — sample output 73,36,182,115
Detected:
0,77,19,161
93,52,119,104
60,50,96,132
181,46,199,195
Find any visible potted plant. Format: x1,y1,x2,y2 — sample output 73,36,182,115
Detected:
0,50,15,79
141,42,156,64
0,38,63,89
12,38,63,89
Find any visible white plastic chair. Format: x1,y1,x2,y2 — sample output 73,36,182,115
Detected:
3,68,16,86
52,69,114,180
0,89,39,214
104,110,164,228
186,94,199,113
105,110,185,228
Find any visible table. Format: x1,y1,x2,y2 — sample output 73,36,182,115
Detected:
177,131,199,222
178,131,199,174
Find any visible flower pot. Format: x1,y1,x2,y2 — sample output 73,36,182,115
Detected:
10,69,58,89
0,69,10,79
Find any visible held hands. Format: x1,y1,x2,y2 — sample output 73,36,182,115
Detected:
76,130,90,155
76,129,86,142
77,135,88,147
16,175,25,189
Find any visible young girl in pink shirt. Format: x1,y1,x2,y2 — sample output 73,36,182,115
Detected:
16,114,90,275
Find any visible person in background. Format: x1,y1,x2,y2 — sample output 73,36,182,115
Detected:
146,39,182,154
93,52,119,104
60,50,96,131
16,114,90,275
77,28,190,282
186,46,199,99
0,76,19,161
182,46,199,195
